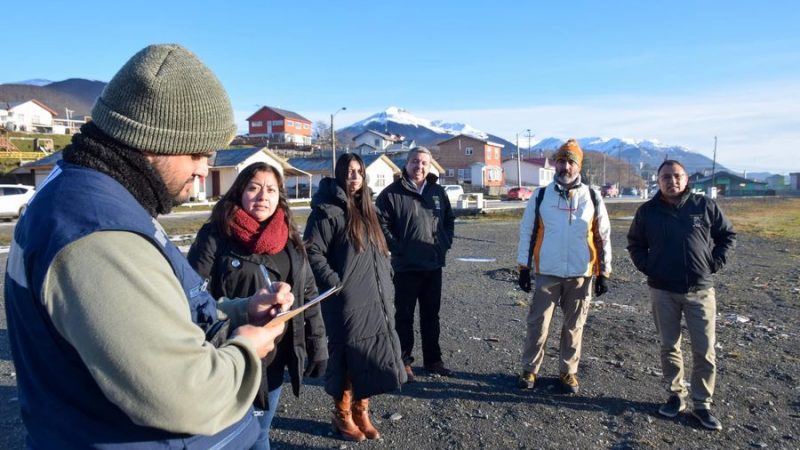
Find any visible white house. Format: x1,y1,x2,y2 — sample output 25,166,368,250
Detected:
1,100,58,133
288,154,401,197
352,130,415,155
206,147,310,200
501,157,555,187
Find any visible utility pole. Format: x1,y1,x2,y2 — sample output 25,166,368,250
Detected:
516,132,522,188
515,128,530,188
523,130,535,158
602,152,606,186
711,136,717,194
330,107,346,176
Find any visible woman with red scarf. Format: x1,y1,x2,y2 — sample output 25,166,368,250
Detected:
188,162,327,450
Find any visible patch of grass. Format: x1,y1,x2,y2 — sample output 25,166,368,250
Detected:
718,197,800,242
8,132,73,152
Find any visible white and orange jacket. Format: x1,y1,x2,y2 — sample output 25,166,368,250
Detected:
516,181,612,278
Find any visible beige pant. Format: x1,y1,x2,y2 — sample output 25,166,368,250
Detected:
650,287,716,410
520,274,592,375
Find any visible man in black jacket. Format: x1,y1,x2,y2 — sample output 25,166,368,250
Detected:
627,160,736,431
376,147,456,380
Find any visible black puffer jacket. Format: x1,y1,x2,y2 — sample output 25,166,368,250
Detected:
303,177,406,400
187,224,327,407
627,190,736,294
375,171,455,272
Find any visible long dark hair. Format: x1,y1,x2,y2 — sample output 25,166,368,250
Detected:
334,153,389,255
208,162,304,254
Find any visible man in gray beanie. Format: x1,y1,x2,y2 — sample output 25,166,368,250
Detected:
5,44,291,449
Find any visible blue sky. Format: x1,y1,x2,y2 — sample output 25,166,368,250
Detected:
4,0,799,173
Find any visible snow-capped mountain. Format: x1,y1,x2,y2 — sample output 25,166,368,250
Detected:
532,137,727,173
340,106,513,149
14,79,53,86
339,107,725,174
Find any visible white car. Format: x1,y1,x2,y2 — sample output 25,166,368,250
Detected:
0,184,35,219
442,185,464,204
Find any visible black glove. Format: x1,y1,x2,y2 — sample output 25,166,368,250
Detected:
518,267,532,293
304,359,328,378
594,275,608,297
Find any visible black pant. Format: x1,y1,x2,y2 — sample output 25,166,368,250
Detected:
393,269,443,367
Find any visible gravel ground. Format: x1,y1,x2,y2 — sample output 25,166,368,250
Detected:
1,214,799,449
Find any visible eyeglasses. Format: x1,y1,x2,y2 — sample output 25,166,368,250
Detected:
659,174,686,181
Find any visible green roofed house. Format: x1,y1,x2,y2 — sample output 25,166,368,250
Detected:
690,171,769,197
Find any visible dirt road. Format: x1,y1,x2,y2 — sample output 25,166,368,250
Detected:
1,215,798,449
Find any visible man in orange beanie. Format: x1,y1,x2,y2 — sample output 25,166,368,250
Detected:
516,138,611,394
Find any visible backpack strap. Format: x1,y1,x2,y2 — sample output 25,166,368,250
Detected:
526,186,548,268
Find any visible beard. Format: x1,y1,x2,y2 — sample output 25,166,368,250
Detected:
555,170,579,186
149,156,195,206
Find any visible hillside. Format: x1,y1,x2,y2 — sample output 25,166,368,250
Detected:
0,78,106,118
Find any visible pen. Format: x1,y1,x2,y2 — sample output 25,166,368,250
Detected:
259,264,275,293
259,264,284,315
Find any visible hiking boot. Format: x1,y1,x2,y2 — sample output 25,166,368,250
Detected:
517,371,536,389
424,361,453,377
559,372,579,394
658,395,687,418
404,365,415,383
692,409,723,431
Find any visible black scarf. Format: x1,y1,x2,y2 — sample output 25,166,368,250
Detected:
63,122,174,217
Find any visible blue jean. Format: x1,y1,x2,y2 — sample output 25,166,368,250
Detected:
250,386,283,450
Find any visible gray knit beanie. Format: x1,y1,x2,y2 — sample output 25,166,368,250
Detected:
91,44,236,154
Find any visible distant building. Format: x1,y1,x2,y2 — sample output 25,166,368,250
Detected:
1,100,58,133
501,157,555,187
790,173,800,190
207,147,310,200
351,130,415,155
436,134,504,193
246,106,312,145
765,174,787,190
691,171,768,196
288,154,401,198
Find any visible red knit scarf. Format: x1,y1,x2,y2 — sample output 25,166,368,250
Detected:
230,207,288,255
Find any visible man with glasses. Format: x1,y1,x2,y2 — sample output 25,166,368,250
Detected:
516,139,612,394
627,160,736,431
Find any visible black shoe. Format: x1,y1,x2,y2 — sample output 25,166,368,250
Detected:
424,361,452,377
658,395,687,418
692,409,722,431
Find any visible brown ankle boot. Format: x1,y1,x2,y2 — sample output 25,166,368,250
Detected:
331,385,366,442
352,397,380,440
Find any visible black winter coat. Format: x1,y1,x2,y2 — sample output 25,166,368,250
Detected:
375,171,455,272
303,178,406,400
187,224,327,407
626,190,736,294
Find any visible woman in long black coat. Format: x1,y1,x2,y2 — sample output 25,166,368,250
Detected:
188,162,327,450
303,153,406,441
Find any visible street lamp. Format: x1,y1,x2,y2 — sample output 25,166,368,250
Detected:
516,129,531,188
331,107,346,175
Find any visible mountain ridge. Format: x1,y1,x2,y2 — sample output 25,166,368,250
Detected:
339,107,731,174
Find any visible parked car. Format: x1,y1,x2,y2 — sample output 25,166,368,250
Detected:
507,186,533,201
0,184,35,219
601,184,618,198
443,185,464,204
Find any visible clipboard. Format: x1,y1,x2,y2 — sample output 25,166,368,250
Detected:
265,285,342,328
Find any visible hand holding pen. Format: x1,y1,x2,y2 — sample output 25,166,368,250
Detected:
247,265,294,326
